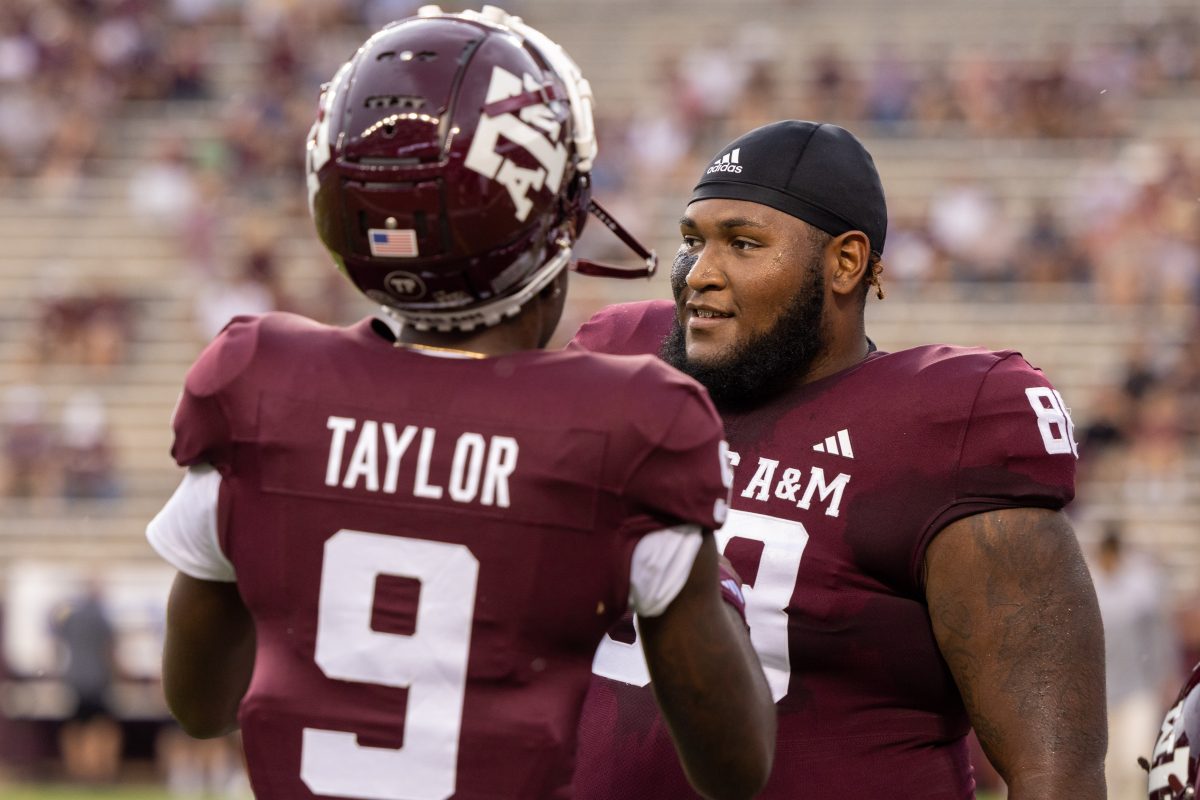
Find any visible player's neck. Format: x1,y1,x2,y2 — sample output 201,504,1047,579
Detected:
398,316,543,357
802,328,871,385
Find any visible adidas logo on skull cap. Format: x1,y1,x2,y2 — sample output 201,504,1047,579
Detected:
706,148,742,174
690,121,887,257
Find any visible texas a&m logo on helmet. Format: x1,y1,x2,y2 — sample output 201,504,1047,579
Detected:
305,5,596,331
1145,663,1200,799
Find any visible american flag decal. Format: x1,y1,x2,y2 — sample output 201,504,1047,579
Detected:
368,228,419,258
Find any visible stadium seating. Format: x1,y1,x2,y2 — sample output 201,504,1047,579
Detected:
1,0,1198,628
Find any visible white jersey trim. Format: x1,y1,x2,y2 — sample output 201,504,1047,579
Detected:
146,464,236,582
629,524,703,618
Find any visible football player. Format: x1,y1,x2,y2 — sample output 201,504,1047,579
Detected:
146,8,774,800
569,120,1107,799
1144,662,1200,799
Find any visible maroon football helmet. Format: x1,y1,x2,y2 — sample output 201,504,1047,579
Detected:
1145,662,1200,799
307,5,652,331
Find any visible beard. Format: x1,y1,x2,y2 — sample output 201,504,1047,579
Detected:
660,252,827,412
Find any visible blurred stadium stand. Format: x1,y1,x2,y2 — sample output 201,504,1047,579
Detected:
0,0,1198,789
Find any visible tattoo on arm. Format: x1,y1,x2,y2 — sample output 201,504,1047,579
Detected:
925,508,1107,799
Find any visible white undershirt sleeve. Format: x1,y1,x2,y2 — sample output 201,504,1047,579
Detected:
146,464,236,582
628,524,703,618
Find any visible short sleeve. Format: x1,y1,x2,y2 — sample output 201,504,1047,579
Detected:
914,354,1077,587
621,375,732,534
146,464,235,582
628,524,704,617
567,300,673,357
929,354,1076,536
171,316,261,468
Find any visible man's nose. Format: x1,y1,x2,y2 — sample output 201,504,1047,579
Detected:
686,251,726,292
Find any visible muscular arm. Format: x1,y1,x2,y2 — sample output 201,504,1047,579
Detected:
925,507,1106,799
162,572,255,738
638,534,776,800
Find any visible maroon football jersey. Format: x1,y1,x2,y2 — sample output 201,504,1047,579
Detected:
569,300,1077,800
169,312,730,800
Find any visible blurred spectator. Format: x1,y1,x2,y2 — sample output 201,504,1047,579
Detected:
909,59,962,135
927,178,1016,282
1122,386,1188,504
1176,588,1200,676
1118,337,1163,402
1089,525,1179,800
881,217,940,285
1067,145,1141,250
127,136,200,227
157,728,249,798
218,90,297,186
1069,41,1137,136
59,391,119,501
82,288,135,372
728,60,781,136
1016,53,1082,138
865,45,916,132
169,0,231,26
35,106,103,205
952,52,1008,135
36,282,134,373
1170,332,1200,439
727,21,782,135
622,104,692,188
806,46,858,124
0,85,57,179
1150,11,1199,85
678,32,749,147
1015,202,1091,284
52,580,123,785
237,215,294,310
194,260,277,342
1,383,57,498
91,6,153,84
180,170,225,276
1075,386,1131,485
163,25,213,100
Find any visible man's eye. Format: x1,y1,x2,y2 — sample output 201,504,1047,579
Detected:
681,236,701,249
731,239,759,251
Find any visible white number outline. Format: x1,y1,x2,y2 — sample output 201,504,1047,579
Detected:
1024,387,1078,457
591,508,807,703
300,530,479,800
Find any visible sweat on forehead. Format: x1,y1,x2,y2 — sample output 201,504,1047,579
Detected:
679,201,826,245
688,120,888,257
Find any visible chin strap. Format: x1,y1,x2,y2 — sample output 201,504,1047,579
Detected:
388,243,573,332
573,198,658,280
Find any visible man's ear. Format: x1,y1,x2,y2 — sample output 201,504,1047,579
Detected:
828,231,870,298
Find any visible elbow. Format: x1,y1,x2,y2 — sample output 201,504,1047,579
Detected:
693,722,776,800
693,753,774,800
739,711,777,799
724,692,777,799
165,693,239,740
171,709,238,740
738,726,776,799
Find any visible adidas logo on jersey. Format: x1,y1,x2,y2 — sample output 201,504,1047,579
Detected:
812,429,854,459
706,147,742,174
